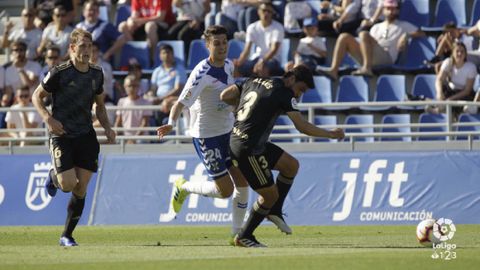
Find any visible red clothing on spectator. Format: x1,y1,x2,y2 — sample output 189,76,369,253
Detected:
131,0,175,26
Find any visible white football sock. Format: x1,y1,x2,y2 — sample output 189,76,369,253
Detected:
182,181,222,198
231,186,249,235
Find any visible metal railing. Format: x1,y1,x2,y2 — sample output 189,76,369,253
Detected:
1,100,479,150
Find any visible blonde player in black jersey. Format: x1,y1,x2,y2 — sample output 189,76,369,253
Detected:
32,28,115,246
221,65,345,247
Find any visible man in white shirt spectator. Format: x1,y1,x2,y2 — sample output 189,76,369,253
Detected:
1,7,43,61
5,85,43,146
234,2,285,77
318,0,423,80
2,41,42,107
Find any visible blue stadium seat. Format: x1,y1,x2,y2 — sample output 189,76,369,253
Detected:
118,41,150,69
470,0,480,26
339,53,360,71
422,0,467,31
418,113,448,141
361,75,406,111
330,75,369,111
314,115,337,142
380,114,412,142
115,4,131,27
153,40,186,68
227,39,245,60
187,39,209,71
344,114,374,142
272,115,302,143
399,0,430,28
306,0,321,16
400,74,437,110
456,114,480,140
300,76,332,104
393,37,436,72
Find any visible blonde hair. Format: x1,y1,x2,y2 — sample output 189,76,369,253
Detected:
70,28,93,45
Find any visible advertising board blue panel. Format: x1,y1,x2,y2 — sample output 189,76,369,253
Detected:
0,155,98,225
91,151,480,225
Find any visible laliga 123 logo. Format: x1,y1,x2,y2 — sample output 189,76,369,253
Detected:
25,162,53,211
431,218,457,261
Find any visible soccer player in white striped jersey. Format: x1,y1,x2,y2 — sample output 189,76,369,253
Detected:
157,25,249,243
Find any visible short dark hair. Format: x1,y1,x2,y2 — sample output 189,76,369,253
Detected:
204,25,228,41
11,41,27,50
284,64,315,89
46,45,61,55
159,44,173,53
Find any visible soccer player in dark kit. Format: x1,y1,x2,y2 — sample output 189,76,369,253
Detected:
32,28,116,246
220,65,345,247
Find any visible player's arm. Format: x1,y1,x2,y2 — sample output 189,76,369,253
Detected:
156,100,185,139
287,111,345,140
31,84,65,136
220,84,241,107
94,93,116,143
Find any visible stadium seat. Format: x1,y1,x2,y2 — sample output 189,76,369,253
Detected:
470,0,480,26
418,113,448,141
330,75,369,111
300,76,332,104
153,40,186,68
314,115,337,142
380,114,412,142
227,39,245,60
115,4,131,27
393,37,436,73
399,0,430,28
422,0,467,31
187,39,209,71
271,115,302,143
306,0,321,16
338,53,360,72
400,74,437,111
118,41,150,70
456,114,480,140
344,114,374,142
360,75,406,111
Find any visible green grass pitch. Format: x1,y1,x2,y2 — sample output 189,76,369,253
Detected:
0,225,479,270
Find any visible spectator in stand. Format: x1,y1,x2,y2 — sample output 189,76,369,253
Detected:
464,19,480,67
206,0,259,39
169,0,211,59
283,0,312,34
234,2,285,77
38,5,74,60
1,8,43,61
426,23,468,73
40,46,61,82
5,86,43,146
76,0,128,61
315,0,352,36
34,0,78,28
90,42,115,103
318,0,423,80
114,75,152,144
285,17,327,73
430,42,477,114
148,44,186,125
333,0,383,35
148,44,186,105
118,0,176,64
2,41,42,107
237,1,261,34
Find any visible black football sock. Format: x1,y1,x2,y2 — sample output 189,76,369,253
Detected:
62,193,85,238
238,200,270,238
270,174,294,215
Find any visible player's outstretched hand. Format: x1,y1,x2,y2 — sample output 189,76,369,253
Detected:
157,124,173,139
105,128,116,144
329,128,345,140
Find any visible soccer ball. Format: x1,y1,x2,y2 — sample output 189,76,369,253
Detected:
416,219,441,247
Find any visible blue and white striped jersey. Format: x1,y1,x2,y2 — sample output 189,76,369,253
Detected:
178,58,235,138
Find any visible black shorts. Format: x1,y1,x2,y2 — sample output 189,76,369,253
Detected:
49,130,100,173
231,142,284,190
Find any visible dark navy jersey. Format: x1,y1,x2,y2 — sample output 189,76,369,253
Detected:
230,77,299,155
41,61,104,137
